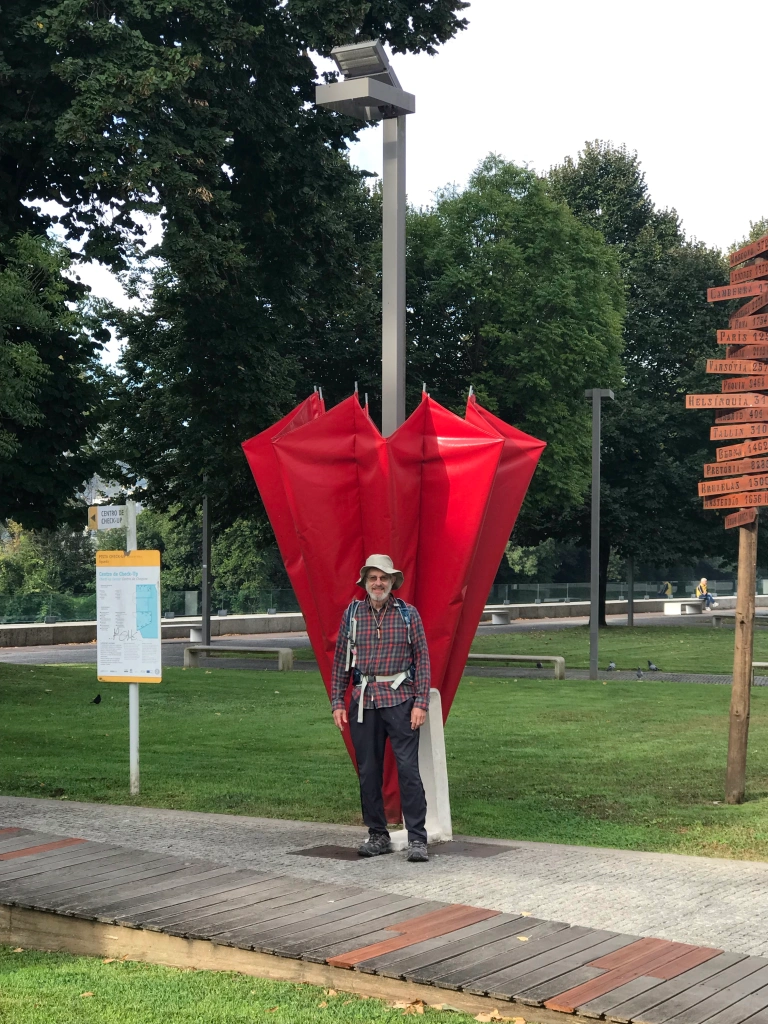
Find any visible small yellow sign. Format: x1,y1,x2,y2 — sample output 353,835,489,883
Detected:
87,506,98,530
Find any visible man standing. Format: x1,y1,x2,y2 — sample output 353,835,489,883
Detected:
331,555,430,862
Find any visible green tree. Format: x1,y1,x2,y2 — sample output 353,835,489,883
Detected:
406,155,625,510
548,142,730,622
0,520,96,596
0,234,106,528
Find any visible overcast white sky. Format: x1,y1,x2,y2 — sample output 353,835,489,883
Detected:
87,0,766,360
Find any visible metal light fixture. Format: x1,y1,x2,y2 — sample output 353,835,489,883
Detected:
316,40,414,435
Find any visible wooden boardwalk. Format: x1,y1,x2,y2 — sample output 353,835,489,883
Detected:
2,825,768,1022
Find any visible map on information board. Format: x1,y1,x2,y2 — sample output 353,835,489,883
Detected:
96,550,162,683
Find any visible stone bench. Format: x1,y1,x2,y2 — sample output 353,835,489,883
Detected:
183,645,294,671
466,653,565,679
483,605,519,625
664,600,704,616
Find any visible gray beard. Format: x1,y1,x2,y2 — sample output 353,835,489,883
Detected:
366,582,392,605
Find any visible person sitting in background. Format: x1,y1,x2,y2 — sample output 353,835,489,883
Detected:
695,578,717,610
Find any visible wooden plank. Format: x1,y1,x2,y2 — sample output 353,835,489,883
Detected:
148,882,337,934
0,846,128,883
700,982,768,1023
97,872,280,921
654,963,768,1023
517,965,604,1006
465,931,627,998
87,868,260,918
8,852,175,898
726,508,757,529
730,314,768,331
625,956,768,1024
30,857,227,905
605,951,747,1023
427,924,600,991
727,345,768,359
710,424,768,441
0,833,66,855
687,394,768,409
730,262,768,285
731,294,768,320
0,828,26,836
545,943,719,1014
206,891,393,950
708,282,768,302
718,330,768,345
715,409,768,424
730,234,768,267
707,360,768,374
125,876,303,926
578,975,667,1019
717,438,768,461
721,376,768,393
356,914,530,978
271,898,431,957
399,920,571,986
704,491,768,509
326,905,499,969
700,474,768,495
301,903,452,965
485,934,635,1004
49,864,213,913
0,838,85,860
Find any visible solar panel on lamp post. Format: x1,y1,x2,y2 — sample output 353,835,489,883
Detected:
316,41,415,436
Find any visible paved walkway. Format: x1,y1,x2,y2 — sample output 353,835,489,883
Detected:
1,796,768,960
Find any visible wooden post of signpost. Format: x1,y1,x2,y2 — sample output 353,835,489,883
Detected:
726,519,758,803
687,234,768,804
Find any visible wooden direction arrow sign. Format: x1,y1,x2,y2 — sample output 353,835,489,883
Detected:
722,375,768,392
718,330,768,345
704,491,768,509
711,423,768,441
726,345,768,359
730,262,768,285
725,508,758,529
699,474,768,496
687,393,768,409
717,438,768,461
731,295,768,322
709,281,768,302
707,359,768,374
703,458,768,478
731,313,768,330
715,408,768,423
730,233,768,267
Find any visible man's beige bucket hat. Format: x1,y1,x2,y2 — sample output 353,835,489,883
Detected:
356,554,404,590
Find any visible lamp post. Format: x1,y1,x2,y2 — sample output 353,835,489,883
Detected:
316,40,415,436
585,389,615,680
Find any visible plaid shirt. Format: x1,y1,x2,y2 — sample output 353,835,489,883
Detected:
331,595,430,713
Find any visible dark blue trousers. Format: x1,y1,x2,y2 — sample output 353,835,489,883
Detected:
349,697,427,844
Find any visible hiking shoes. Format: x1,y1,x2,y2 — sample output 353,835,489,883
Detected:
357,834,392,857
406,841,429,862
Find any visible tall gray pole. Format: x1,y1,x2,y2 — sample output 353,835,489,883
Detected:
585,390,614,680
627,555,634,628
125,499,140,795
201,493,211,646
381,115,406,436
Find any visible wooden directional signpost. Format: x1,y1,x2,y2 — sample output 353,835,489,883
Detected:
688,235,768,803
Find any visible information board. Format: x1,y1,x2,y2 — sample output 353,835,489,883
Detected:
96,550,162,683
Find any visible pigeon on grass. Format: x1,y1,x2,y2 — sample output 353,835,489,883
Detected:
635,668,644,680
607,660,616,671
90,694,101,704
648,660,659,671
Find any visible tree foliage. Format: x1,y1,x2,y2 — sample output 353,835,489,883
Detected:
0,234,105,528
548,141,730,618
405,156,625,510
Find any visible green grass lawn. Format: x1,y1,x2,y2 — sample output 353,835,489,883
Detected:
0,946,492,1024
470,624,768,674
3,661,768,860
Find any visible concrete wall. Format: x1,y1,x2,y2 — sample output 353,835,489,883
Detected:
2,594,759,647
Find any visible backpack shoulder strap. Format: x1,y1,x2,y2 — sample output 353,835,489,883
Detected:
393,597,412,644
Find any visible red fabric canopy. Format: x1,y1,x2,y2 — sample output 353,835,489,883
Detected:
242,393,545,821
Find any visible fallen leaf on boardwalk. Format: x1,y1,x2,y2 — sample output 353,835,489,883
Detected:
80,992,94,998
516,935,529,941
518,911,532,917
